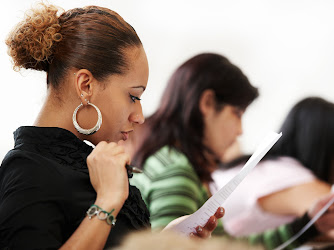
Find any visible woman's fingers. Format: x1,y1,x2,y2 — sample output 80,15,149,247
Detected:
94,141,125,156
316,209,334,233
309,193,334,237
193,207,224,238
195,225,209,238
309,193,334,218
214,207,225,219
202,216,217,232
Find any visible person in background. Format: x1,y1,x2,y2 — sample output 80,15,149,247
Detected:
210,97,334,240
130,54,334,249
131,53,257,233
0,3,223,249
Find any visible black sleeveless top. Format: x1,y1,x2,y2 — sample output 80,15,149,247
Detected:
0,126,150,249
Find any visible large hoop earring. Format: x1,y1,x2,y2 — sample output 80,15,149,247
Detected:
72,101,102,135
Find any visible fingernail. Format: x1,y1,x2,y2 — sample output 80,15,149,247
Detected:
196,226,203,233
211,216,216,223
220,207,224,214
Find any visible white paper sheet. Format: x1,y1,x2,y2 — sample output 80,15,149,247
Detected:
172,131,282,235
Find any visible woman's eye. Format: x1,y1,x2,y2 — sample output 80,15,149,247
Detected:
129,94,141,103
234,108,243,118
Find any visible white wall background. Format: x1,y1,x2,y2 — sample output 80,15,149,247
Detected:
1,0,334,161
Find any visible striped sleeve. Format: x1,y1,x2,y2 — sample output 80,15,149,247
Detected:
138,168,204,231
131,150,206,231
246,213,319,249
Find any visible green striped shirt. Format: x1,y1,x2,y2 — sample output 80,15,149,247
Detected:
131,146,224,234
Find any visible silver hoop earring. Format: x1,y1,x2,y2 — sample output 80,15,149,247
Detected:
72,102,102,135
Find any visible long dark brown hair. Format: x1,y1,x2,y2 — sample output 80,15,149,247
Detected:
134,53,259,181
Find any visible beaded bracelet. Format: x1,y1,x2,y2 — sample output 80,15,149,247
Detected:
86,204,116,226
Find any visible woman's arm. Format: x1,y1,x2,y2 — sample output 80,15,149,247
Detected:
258,180,331,216
60,141,130,249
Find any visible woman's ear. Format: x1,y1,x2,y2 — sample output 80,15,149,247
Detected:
199,89,216,117
73,69,95,105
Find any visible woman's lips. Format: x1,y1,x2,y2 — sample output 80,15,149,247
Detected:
121,132,128,141
121,132,130,141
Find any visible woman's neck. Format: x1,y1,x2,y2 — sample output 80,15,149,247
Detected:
34,91,78,137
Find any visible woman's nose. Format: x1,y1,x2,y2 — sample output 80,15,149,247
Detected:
237,121,243,136
130,108,145,125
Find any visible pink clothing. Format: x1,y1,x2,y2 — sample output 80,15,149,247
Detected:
210,156,316,236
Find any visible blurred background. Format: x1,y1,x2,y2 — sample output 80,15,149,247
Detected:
1,0,334,161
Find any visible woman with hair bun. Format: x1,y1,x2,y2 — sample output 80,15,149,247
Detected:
0,3,223,249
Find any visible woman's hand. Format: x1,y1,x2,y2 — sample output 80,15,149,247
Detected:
163,207,225,239
308,192,334,239
191,207,225,238
61,141,130,249
86,140,130,212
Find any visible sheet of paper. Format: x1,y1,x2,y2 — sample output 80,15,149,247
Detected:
172,131,282,235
